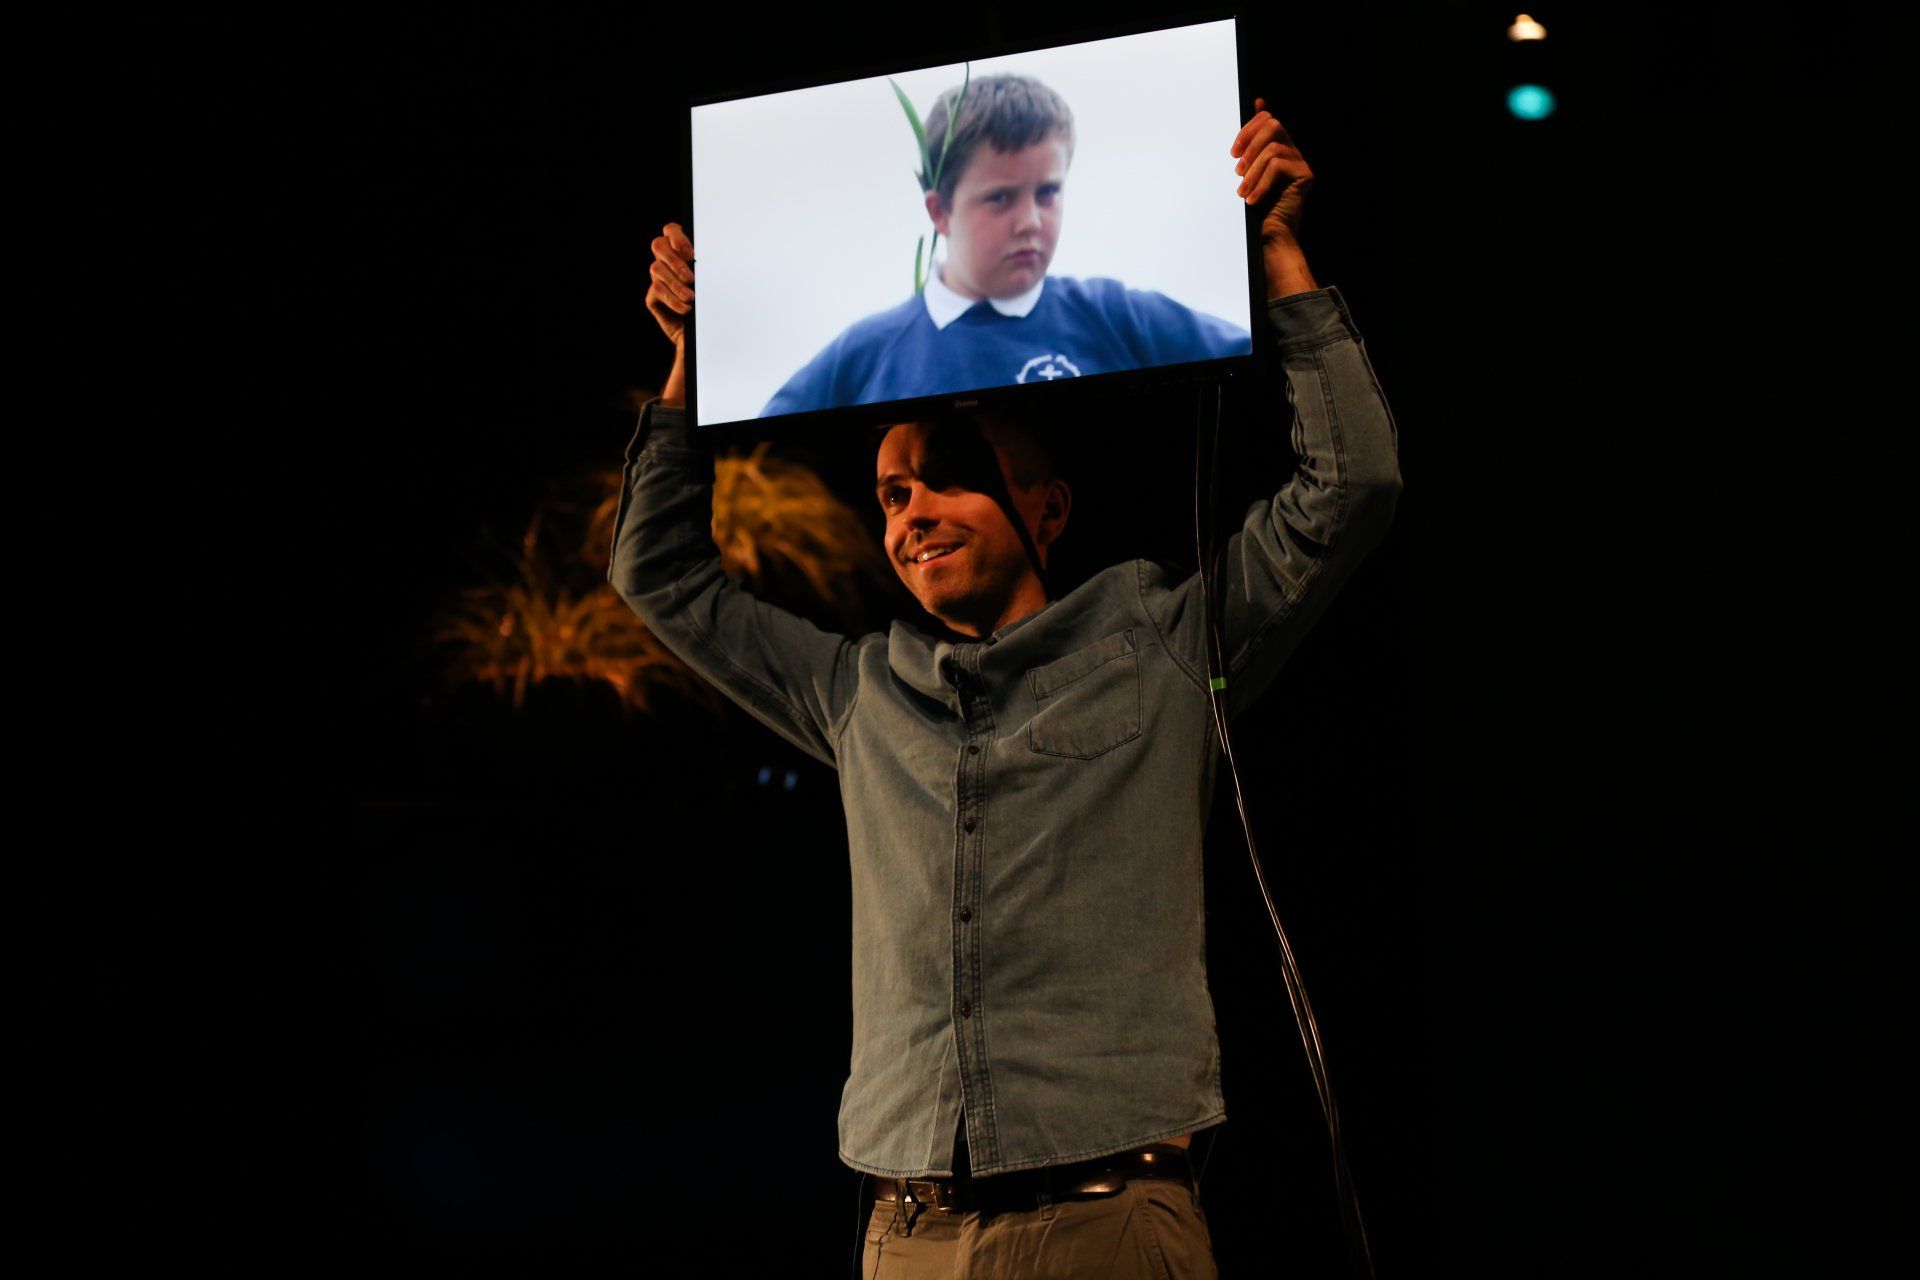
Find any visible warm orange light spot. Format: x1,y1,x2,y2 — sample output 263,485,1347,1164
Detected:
1508,13,1547,41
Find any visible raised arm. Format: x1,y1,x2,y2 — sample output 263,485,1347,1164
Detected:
615,224,863,766
1139,102,1403,721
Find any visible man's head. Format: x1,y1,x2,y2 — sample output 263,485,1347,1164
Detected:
921,74,1076,302
874,412,1071,638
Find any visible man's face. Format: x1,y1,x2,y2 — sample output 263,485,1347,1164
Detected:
926,134,1068,302
875,420,1055,637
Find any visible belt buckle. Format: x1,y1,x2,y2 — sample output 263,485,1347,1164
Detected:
1067,1171,1128,1195
1056,1144,1189,1198
906,1176,953,1213
1132,1144,1190,1181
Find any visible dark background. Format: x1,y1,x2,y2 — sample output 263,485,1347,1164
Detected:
80,1,1844,1274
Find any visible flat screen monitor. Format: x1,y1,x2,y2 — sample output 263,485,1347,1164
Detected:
684,14,1259,434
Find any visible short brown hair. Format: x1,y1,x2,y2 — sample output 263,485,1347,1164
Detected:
976,411,1058,492
870,411,1059,492
923,73,1076,212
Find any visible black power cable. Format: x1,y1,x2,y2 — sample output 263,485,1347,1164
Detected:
851,1170,870,1279
1192,376,1376,1279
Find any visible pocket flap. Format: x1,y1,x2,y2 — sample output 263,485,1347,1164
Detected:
1025,628,1137,700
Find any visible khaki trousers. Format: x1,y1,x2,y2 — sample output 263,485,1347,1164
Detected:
860,1174,1221,1280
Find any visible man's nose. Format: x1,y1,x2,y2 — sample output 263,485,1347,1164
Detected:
903,484,941,527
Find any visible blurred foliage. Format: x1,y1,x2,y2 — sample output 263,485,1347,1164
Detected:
697,440,902,636
432,422,899,718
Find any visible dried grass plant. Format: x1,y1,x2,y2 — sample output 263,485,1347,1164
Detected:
694,440,902,635
434,429,898,718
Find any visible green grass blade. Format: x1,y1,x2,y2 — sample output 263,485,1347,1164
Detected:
888,77,931,188
928,62,969,192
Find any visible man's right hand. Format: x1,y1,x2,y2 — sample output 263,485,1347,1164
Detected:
647,222,695,406
646,222,696,348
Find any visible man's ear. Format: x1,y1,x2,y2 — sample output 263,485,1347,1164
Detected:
1035,478,1072,550
925,189,950,237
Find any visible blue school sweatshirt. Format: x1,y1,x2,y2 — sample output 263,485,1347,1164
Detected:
758,273,1253,418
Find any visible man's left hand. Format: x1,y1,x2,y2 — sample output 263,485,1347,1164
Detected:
1233,98,1314,244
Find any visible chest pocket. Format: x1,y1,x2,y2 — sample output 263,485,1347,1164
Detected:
1025,628,1142,759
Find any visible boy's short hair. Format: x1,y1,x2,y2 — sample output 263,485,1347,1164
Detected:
924,73,1077,212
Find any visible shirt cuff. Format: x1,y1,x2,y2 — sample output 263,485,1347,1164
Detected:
1264,285,1358,353
623,398,713,466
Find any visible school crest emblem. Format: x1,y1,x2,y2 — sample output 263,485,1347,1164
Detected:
1016,353,1083,383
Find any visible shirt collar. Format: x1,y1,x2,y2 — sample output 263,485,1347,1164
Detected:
886,599,1058,706
923,260,1047,330
992,601,1052,641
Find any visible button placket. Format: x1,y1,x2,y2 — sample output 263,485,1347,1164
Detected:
949,643,997,1167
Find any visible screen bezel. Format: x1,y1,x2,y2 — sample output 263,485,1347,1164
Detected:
678,8,1268,446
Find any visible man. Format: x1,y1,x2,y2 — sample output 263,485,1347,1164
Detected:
619,100,1402,1278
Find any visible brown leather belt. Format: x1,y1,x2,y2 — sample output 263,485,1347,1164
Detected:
871,1143,1194,1215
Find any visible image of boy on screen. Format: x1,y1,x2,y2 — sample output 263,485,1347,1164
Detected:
757,74,1253,419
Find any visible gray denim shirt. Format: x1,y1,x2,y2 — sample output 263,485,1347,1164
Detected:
608,286,1402,1178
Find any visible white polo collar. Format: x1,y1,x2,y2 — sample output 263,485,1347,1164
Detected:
923,261,1046,330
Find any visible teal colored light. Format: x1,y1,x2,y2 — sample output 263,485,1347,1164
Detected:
1508,84,1557,120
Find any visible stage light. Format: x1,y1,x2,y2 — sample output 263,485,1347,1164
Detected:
1507,84,1557,120
1508,13,1548,41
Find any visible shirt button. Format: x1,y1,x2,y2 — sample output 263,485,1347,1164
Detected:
963,818,976,832
960,1001,973,1017
968,744,979,755
959,906,973,922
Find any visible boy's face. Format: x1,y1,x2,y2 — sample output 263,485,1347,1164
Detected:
926,134,1068,302
875,420,1062,638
